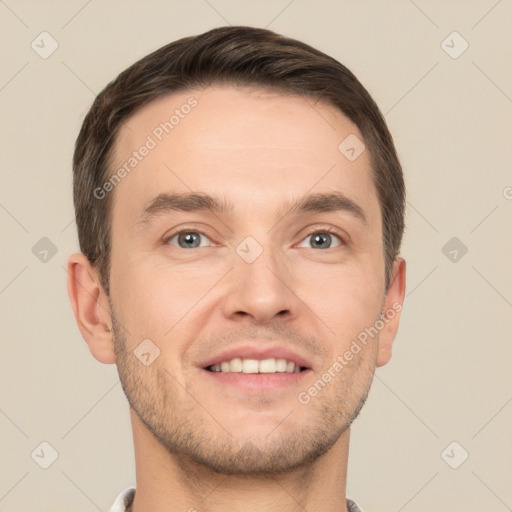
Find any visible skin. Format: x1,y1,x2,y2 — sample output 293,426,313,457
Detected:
67,85,406,512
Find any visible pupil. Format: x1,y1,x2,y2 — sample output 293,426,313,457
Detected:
313,233,330,248
180,232,199,248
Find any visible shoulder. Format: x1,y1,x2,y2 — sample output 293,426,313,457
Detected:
347,497,365,512
109,487,136,512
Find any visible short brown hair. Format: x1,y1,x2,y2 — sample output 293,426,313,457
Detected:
73,25,405,295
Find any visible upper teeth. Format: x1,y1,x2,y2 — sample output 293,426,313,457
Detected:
208,358,302,374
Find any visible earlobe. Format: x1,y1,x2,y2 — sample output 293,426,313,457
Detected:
66,253,116,364
376,257,406,368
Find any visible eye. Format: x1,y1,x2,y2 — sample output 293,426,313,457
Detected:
166,231,212,249
297,230,343,249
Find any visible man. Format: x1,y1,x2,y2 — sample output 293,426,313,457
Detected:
67,26,406,512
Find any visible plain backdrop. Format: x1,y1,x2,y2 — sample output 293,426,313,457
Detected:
1,1,511,511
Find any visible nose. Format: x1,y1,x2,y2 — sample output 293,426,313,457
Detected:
221,239,299,325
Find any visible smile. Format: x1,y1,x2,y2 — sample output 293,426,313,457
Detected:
206,357,307,374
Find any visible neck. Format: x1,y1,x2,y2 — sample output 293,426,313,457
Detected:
128,409,351,512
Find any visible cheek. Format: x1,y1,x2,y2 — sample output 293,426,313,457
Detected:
295,261,383,332
110,256,222,340
110,258,172,340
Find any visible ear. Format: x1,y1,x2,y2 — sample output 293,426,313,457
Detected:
66,253,116,364
376,257,406,367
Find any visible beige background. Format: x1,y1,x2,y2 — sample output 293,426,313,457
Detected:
1,1,511,511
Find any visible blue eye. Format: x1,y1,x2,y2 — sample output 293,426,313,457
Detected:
167,231,212,249
165,229,343,250
297,231,343,249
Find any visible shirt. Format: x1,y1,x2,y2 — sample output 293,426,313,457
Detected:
110,487,365,511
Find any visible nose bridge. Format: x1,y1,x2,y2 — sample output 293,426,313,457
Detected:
225,233,296,321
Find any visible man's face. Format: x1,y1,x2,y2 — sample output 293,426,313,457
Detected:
108,85,388,474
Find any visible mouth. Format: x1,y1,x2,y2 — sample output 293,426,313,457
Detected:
205,357,309,374
199,347,314,391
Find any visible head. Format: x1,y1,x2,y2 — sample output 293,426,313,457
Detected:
68,26,406,475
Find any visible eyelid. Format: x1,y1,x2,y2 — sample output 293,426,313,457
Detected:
295,225,346,248
295,224,348,244
162,222,217,243
164,229,215,247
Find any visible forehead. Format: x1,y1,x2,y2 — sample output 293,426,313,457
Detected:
109,85,379,228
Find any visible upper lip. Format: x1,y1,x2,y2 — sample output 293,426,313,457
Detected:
199,344,315,370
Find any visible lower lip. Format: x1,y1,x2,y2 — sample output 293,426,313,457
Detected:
202,369,312,391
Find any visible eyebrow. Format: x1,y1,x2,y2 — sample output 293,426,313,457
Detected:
137,191,368,227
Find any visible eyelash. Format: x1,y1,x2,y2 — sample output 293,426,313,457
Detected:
164,226,345,249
